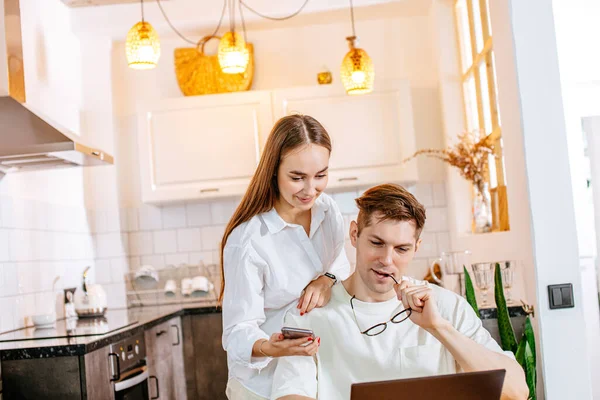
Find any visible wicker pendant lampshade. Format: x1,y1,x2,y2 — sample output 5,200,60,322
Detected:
126,0,160,70
341,0,374,95
218,31,249,74
341,36,374,95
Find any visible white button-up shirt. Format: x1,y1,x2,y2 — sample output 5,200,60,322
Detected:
222,193,351,398
271,280,515,400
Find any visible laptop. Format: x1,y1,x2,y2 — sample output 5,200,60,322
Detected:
351,369,506,400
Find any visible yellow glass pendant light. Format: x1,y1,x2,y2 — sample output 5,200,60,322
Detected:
340,0,374,95
218,31,250,74
126,0,161,70
218,0,249,74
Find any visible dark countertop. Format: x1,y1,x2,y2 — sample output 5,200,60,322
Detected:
0,303,221,361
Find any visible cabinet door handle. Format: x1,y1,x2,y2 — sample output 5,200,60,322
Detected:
108,353,120,382
171,324,181,346
150,375,160,399
338,177,358,182
156,329,167,337
199,188,219,193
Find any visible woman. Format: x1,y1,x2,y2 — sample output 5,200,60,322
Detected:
220,115,351,399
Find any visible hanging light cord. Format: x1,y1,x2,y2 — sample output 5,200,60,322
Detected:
141,0,145,22
155,0,227,45
153,0,310,45
238,0,248,42
239,0,311,21
349,0,356,36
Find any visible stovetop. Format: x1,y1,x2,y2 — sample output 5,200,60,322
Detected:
0,315,139,343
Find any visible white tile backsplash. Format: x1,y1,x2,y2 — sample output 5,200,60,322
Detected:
129,232,154,256
408,184,434,207
0,229,9,262
332,191,360,214
153,230,178,254
432,183,447,207
140,254,165,269
138,205,162,231
162,205,187,229
201,225,226,251
177,228,202,252
189,251,215,265
95,259,112,284
416,232,438,258
424,207,449,232
186,203,212,227
210,200,239,225
165,253,190,266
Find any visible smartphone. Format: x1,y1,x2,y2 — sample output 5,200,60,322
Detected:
281,326,314,340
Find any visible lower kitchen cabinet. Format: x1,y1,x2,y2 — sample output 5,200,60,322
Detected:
145,316,187,400
182,313,228,400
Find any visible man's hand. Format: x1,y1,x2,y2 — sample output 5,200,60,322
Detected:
394,280,448,331
297,275,334,315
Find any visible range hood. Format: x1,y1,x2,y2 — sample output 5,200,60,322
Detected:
0,0,113,176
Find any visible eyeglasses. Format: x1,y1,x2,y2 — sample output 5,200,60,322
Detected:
350,295,412,336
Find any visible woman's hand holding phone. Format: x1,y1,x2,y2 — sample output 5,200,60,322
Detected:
257,332,320,358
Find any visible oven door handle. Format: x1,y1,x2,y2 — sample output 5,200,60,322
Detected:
114,368,149,392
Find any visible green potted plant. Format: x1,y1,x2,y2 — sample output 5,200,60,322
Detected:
464,264,537,399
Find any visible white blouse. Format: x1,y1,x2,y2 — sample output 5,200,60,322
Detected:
222,193,351,398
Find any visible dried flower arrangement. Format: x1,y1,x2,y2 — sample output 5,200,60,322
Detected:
404,132,495,192
404,132,496,232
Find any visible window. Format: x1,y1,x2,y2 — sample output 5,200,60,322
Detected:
454,0,509,231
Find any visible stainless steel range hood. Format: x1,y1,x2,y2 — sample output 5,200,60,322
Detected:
0,0,113,176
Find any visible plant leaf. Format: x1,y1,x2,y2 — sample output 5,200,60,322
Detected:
524,316,536,366
464,266,479,317
515,336,526,367
495,263,518,353
524,341,537,400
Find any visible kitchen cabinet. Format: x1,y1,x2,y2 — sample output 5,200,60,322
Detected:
137,91,273,204
137,81,419,204
182,313,228,400
145,317,187,400
272,81,419,190
1,346,113,400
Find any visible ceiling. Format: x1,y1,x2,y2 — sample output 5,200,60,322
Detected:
65,0,433,38
61,0,169,6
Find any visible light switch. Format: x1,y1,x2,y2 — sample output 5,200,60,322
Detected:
548,283,574,309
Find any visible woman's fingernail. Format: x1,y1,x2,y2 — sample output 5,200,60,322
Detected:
318,338,321,344
300,312,304,316
308,337,314,341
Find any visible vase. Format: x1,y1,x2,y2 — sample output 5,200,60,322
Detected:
473,181,492,233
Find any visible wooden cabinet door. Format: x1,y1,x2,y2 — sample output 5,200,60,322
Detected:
84,346,113,400
137,91,273,204
182,313,228,400
170,317,187,400
272,81,419,190
145,320,175,400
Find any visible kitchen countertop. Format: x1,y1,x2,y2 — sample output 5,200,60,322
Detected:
0,303,221,361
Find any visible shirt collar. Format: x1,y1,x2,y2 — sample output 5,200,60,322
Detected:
261,195,330,236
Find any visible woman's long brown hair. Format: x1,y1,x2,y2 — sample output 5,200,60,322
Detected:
218,115,332,302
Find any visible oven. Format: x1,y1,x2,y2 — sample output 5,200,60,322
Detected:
109,333,158,400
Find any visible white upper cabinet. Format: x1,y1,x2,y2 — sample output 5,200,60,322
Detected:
272,81,418,190
137,81,419,203
137,91,273,203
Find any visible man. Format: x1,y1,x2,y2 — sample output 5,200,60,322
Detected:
270,184,528,400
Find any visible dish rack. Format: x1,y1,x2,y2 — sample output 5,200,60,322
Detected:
126,263,220,307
